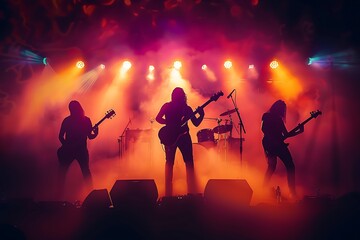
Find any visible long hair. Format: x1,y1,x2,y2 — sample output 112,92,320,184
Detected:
269,100,286,121
171,87,187,106
69,100,85,118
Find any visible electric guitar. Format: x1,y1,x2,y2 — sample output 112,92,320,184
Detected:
284,110,322,141
57,109,116,160
158,91,224,146
263,110,322,151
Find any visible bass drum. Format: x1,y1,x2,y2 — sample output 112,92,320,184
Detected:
196,129,216,148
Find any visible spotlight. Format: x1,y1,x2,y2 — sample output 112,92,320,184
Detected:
224,60,232,69
248,64,255,69
122,61,132,70
43,57,48,65
202,64,207,70
76,60,85,69
148,65,155,71
173,61,182,70
270,60,279,69
100,64,105,69
308,58,313,65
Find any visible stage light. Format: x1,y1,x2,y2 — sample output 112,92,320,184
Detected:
270,60,279,69
308,58,313,65
202,64,207,70
307,50,355,69
100,64,105,69
122,61,132,70
147,65,155,82
173,61,182,70
76,61,85,69
248,64,255,69
43,57,48,65
224,60,232,69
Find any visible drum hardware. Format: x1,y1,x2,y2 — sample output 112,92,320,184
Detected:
204,117,222,124
212,124,232,134
219,108,237,116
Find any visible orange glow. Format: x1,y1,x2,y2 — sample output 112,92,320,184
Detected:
270,66,303,100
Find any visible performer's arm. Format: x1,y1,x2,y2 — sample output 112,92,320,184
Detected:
58,121,66,145
156,104,167,125
283,122,304,138
88,119,99,139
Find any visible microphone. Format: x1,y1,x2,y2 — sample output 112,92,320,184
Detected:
227,89,235,99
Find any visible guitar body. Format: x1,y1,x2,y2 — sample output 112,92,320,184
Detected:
57,144,79,165
158,91,224,147
158,125,187,146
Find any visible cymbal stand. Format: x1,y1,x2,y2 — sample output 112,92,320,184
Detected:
215,118,223,162
228,90,246,172
118,118,131,158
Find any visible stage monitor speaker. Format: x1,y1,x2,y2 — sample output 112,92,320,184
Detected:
110,179,158,209
82,189,112,209
204,179,253,207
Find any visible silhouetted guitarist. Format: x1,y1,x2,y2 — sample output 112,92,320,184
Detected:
156,87,205,196
261,100,304,199
57,100,98,198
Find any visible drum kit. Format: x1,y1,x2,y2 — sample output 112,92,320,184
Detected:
197,108,241,153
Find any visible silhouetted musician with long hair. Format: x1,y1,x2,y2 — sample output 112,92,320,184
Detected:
57,100,98,197
156,87,204,196
261,100,304,199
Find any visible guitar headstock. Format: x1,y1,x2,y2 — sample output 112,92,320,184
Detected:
310,110,322,118
210,91,224,102
105,109,116,119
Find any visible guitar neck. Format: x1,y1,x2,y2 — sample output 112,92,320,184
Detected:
93,116,106,129
288,116,314,136
299,116,314,126
195,98,213,114
182,99,213,126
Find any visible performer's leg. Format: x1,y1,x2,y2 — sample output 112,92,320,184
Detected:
179,135,197,194
278,147,296,197
263,151,277,187
165,145,176,196
77,149,93,190
57,147,74,199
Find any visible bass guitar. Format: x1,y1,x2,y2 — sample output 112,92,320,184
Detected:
285,110,322,140
158,91,224,146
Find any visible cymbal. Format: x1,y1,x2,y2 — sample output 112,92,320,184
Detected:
213,124,232,134
220,109,236,116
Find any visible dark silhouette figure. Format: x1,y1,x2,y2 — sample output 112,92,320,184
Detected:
156,87,204,196
261,100,304,198
57,100,98,197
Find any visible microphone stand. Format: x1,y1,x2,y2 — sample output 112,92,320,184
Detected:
228,92,246,173
118,118,131,158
